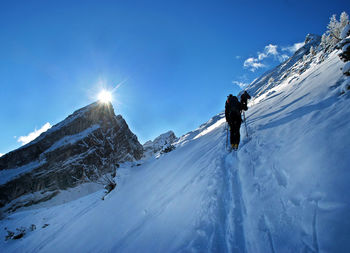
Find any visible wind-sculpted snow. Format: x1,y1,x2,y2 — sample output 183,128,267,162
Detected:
1,47,350,252
237,51,350,252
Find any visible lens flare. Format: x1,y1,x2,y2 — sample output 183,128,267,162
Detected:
98,90,112,103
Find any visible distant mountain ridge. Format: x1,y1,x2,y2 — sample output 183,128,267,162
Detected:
143,131,178,157
0,102,143,211
242,34,321,98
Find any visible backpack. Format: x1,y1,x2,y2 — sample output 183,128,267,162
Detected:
226,96,241,120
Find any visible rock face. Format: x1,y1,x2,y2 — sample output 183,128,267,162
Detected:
0,102,143,211
143,131,178,157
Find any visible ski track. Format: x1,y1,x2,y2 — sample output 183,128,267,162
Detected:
312,201,319,253
222,140,247,252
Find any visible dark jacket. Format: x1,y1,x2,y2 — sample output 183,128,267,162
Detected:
240,91,251,105
225,95,242,125
240,91,251,111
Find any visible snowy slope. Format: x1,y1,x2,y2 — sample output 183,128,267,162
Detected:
244,34,321,99
1,51,350,252
238,50,350,253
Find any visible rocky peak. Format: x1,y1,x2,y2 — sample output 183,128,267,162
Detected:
0,102,143,211
143,131,178,157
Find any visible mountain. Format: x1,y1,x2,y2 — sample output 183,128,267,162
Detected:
143,130,178,157
242,34,321,98
1,35,350,252
0,102,143,212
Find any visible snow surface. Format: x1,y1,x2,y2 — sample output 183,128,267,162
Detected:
0,125,101,186
1,52,350,252
43,124,100,153
343,61,350,75
0,160,46,185
15,102,102,151
342,43,350,53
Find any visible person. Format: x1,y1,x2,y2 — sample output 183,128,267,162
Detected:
225,94,242,150
240,91,251,111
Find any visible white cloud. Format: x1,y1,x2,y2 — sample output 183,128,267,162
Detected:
243,57,265,72
257,44,279,61
265,44,278,55
278,54,290,62
243,42,302,72
0,153,3,157
244,44,280,72
282,42,305,54
235,55,241,59
17,122,52,146
232,81,249,89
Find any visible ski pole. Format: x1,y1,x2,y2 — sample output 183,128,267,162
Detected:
226,122,228,149
243,111,248,137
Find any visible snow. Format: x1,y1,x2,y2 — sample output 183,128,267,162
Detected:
237,52,350,252
0,160,46,185
44,124,100,153
0,125,100,185
1,51,350,252
341,78,350,93
17,102,101,150
342,43,350,53
343,61,350,75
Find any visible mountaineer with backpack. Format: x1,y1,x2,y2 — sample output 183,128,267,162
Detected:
225,91,251,151
225,94,243,151
240,91,251,111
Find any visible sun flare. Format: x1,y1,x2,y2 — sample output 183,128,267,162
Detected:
98,90,112,103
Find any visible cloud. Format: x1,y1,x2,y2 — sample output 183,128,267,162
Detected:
278,54,290,62
243,57,265,72
0,153,3,157
232,81,249,89
243,44,280,72
235,55,241,59
17,122,52,146
243,42,304,72
258,44,279,60
282,42,305,54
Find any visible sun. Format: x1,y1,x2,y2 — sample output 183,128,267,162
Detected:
98,90,112,103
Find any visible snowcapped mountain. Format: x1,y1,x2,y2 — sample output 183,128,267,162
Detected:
143,131,178,157
0,102,143,212
243,34,321,99
1,34,350,252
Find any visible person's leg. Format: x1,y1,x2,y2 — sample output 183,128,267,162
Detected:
231,122,238,146
237,123,241,146
232,120,242,149
229,123,235,146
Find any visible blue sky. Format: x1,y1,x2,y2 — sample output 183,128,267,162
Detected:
0,0,349,155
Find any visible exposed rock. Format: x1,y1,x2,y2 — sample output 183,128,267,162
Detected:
143,131,178,157
0,102,143,210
